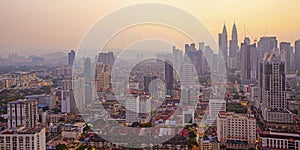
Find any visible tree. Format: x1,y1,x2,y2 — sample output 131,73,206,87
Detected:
56,144,68,150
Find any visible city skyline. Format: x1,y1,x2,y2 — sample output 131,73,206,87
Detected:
1,1,300,56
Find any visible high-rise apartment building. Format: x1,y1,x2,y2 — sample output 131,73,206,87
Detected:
95,63,110,92
0,127,46,150
7,99,38,129
259,53,293,124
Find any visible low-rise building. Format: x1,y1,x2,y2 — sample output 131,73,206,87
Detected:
199,136,220,150
259,131,300,150
62,122,86,139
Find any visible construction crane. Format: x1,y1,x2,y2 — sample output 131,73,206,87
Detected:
244,24,258,43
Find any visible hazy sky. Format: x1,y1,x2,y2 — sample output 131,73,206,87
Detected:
0,0,300,56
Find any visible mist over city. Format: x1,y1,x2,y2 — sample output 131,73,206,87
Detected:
0,1,300,150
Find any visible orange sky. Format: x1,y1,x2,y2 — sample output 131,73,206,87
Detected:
0,0,300,55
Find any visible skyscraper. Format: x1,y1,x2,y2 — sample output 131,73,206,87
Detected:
259,53,293,124
68,50,75,65
229,22,239,69
184,43,203,75
279,42,293,70
295,39,300,74
172,46,183,70
98,52,115,67
241,42,257,84
84,57,92,79
165,60,173,96
257,37,278,61
218,24,228,66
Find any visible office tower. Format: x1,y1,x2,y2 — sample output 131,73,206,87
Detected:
218,24,228,66
0,127,46,150
84,57,92,79
280,42,293,70
172,46,183,70
144,76,158,93
259,53,293,124
184,43,203,75
295,39,300,74
68,50,75,65
95,63,110,92
204,46,214,70
180,64,194,86
257,37,278,61
7,99,38,129
217,112,256,150
229,22,239,69
165,60,174,96
98,52,114,67
206,99,226,125
241,42,257,84
199,42,205,51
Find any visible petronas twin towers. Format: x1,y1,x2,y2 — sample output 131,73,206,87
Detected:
218,22,239,68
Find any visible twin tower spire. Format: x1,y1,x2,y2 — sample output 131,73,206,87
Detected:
219,22,239,67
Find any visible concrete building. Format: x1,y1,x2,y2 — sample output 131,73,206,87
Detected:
97,52,114,67
259,53,293,124
257,37,278,61
217,112,256,149
68,50,75,66
0,127,46,150
10,72,37,87
259,131,300,150
280,42,293,70
199,136,220,150
165,60,174,96
206,99,226,125
295,39,300,74
241,42,257,84
95,63,110,92
7,99,38,129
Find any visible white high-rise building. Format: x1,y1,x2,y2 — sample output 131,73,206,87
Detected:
0,127,46,150
7,99,38,129
217,112,256,149
259,53,293,124
206,99,226,125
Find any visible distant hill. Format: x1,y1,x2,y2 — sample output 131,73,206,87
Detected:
40,52,66,60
